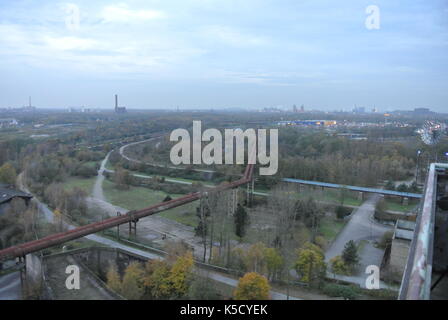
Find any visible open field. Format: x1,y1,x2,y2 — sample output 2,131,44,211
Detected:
319,217,348,244
62,177,96,195
102,179,198,227
384,198,418,212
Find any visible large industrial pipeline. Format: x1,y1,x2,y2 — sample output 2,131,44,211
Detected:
0,162,254,262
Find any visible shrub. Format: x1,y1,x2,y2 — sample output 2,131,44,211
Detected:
314,236,327,250
336,206,351,219
322,283,359,300
330,256,351,275
378,231,394,249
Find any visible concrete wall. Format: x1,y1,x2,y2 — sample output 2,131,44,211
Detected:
26,253,42,285
374,210,416,223
389,238,411,281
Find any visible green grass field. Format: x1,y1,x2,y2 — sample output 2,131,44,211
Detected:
62,177,96,195
384,199,418,213
102,179,198,227
84,161,99,169
319,216,347,243
294,189,363,207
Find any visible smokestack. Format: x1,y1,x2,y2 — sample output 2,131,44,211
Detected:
29,96,31,107
115,94,118,110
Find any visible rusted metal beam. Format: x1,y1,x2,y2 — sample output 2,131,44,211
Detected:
0,163,254,262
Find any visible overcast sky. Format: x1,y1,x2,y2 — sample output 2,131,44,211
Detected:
1,0,447,111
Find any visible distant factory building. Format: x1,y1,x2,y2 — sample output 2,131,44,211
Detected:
277,120,337,127
0,118,19,128
413,108,433,115
353,106,365,113
114,94,127,113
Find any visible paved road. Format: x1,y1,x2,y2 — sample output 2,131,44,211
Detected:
324,194,396,290
0,271,21,300
325,194,391,262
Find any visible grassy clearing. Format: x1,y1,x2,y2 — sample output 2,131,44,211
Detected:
319,216,347,243
320,190,362,207
287,189,363,207
105,157,214,186
159,203,198,227
103,179,166,210
84,161,99,169
384,199,418,213
62,177,96,195
102,179,198,227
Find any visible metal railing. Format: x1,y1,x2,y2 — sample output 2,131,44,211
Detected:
398,163,448,299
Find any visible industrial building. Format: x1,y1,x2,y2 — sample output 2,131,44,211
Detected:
114,94,127,113
277,120,337,127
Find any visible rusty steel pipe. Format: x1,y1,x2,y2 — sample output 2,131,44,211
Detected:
0,163,254,262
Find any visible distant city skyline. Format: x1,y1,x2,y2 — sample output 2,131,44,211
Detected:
1,0,447,112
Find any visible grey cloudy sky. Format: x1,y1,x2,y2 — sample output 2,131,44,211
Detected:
0,0,447,111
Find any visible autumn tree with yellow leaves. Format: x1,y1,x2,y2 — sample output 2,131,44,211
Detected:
0,162,17,185
106,264,122,294
121,262,145,300
144,251,194,299
294,242,326,285
105,250,195,300
234,272,270,300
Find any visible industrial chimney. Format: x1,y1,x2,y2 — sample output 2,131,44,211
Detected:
115,94,118,111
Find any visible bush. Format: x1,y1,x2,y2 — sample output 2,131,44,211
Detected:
314,236,327,249
360,288,397,300
335,206,352,219
384,180,395,191
75,164,97,178
329,256,351,276
378,231,394,249
322,283,359,300
396,183,409,193
375,199,388,216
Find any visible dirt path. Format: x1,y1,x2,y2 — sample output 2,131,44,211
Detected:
92,151,110,201
90,152,209,260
